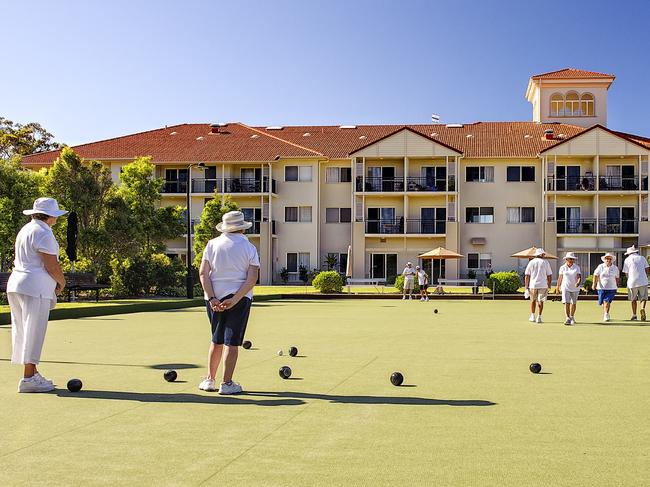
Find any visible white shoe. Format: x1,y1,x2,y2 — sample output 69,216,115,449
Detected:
564,317,572,325
218,381,243,395
570,317,576,325
604,313,610,322
18,376,55,393
402,296,406,300
420,297,425,302
536,316,543,324
34,372,54,386
631,315,638,321
425,296,429,301
198,378,216,391
408,296,412,300
529,314,536,322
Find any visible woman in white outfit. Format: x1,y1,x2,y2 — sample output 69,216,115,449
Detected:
556,252,582,325
7,198,67,392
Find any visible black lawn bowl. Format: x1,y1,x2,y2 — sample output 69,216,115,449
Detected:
67,378,83,392
279,366,292,379
242,340,252,350
289,346,298,357
434,309,438,314
390,372,404,386
164,370,178,382
529,363,542,374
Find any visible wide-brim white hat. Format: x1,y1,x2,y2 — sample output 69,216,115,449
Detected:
563,252,577,260
23,197,68,217
216,210,253,233
601,252,616,263
533,248,546,257
625,246,639,256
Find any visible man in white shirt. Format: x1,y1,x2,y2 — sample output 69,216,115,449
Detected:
198,211,260,395
402,262,416,300
7,198,67,393
556,252,582,325
524,248,553,323
622,245,649,321
592,253,620,322
416,265,429,301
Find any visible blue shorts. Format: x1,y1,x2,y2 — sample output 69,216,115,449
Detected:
597,289,617,305
205,294,252,346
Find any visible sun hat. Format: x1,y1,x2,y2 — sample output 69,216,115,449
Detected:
625,245,639,256
563,252,577,260
216,211,253,233
407,262,412,265
23,197,68,217
533,248,546,257
601,252,616,263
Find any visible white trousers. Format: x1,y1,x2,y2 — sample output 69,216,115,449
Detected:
7,292,52,365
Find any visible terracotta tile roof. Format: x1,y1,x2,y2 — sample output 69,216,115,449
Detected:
530,68,615,80
539,124,650,153
22,120,648,165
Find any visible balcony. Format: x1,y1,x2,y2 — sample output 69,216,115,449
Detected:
547,175,596,191
191,178,277,194
406,219,446,234
356,177,404,192
162,180,188,193
244,220,261,235
598,175,644,191
365,219,404,234
556,219,638,234
405,176,456,192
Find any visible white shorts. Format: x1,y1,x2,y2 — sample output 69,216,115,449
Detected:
561,289,580,305
403,278,415,290
628,286,648,301
7,292,53,365
529,288,548,302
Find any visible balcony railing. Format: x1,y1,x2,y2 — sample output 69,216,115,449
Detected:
406,219,446,234
163,180,188,193
598,176,641,191
191,177,277,194
356,177,404,192
244,221,261,235
365,219,404,234
405,176,456,192
556,219,638,234
547,175,596,191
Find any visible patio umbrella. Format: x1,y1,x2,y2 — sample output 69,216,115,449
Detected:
417,247,463,279
345,245,353,278
510,246,558,260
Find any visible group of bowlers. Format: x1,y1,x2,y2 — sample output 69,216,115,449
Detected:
6,197,259,394
401,262,431,301
524,247,649,324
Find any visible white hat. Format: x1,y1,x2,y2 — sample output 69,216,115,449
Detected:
625,245,639,256
407,262,412,265
216,210,253,233
533,248,546,257
563,252,577,260
23,197,68,217
601,252,616,263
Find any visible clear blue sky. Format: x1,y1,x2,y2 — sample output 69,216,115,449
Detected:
3,0,649,145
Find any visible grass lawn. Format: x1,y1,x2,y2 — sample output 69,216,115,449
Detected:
1,299,648,486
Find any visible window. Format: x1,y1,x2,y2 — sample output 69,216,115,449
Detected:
285,165,312,182
338,252,348,274
285,206,312,222
326,167,352,183
286,252,310,273
300,206,312,222
468,253,492,269
326,208,352,223
340,207,352,222
465,166,494,182
465,207,494,223
507,207,535,223
580,93,594,116
565,91,580,116
506,166,535,182
550,93,564,116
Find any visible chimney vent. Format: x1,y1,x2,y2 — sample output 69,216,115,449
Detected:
543,129,554,140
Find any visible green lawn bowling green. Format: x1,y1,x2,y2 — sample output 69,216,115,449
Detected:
0,299,648,486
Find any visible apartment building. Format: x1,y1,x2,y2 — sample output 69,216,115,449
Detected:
22,68,650,283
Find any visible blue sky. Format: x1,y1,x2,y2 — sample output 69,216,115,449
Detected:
3,0,649,145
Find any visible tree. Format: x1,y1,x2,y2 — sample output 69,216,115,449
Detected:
117,157,185,253
0,117,59,159
0,158,43,270
193,195,240,268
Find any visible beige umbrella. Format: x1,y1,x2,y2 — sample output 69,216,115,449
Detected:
345,245,353,278
417,247,463,279
510,246,558,260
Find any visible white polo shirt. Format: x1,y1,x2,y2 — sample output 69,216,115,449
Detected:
524,257,552,289
402,266,416,280
7,219,59,300
593,263,619,290
622,253,649,288
202,232,260,300
417,270,428,286
558,263,581,292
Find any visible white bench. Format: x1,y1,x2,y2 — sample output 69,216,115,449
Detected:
436,279,479,294
346,278,387,294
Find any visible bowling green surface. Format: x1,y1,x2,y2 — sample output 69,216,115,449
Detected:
1,299,649,486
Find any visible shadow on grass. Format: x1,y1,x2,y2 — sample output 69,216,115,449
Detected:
54,389,305,406
149,363,200,370
0,359,202,370
579,322,650,327
242,391,496,407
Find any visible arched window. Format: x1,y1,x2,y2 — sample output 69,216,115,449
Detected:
565,91,580,116
550,93,564,117
580,93,595,116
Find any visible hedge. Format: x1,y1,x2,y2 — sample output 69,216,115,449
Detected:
486,271,521,294
312,271,344,293
394,275,420,293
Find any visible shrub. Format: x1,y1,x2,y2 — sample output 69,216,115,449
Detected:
279,267,289,284
298,265,309,284
583,275,595,294
394,275,420,293
486,271,521,294
109,253,185,297
312,271,344,293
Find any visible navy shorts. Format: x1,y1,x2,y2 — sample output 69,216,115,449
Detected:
597,289,616,305
206,294,252,346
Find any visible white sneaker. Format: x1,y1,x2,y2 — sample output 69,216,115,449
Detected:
408,296,412,300
402,296,406,300
218,381,243,395
18,376,55,393
198,378,216,391
420,297,425,302
425,296,429,301
34,372,54,385
529,314,536,322
570,317,576,325
564,317,572,325
604,313,610,322
536,316,543,324
631,315,638,321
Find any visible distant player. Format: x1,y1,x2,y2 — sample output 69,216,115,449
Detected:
402,262,416,300
556,252,581,325
622,245,649,321
592,253,619,322
416,265,429,301
524,248,552,323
